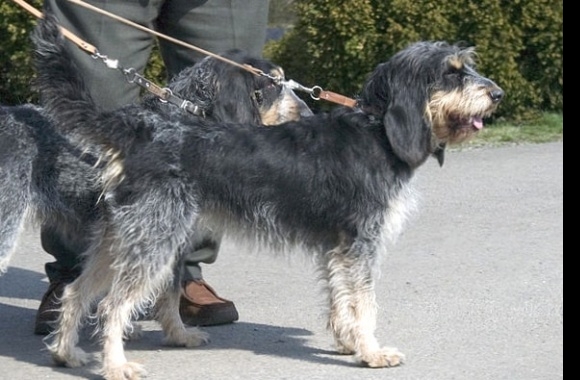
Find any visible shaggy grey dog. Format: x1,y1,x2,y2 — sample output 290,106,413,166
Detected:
24,14,502,380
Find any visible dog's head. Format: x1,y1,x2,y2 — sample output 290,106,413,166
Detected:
167,49,312,125
359,41,504,167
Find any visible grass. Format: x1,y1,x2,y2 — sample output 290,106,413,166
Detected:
458,112,564,149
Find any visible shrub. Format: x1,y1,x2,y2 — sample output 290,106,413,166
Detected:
266,0,563,123
2,0,563,125
0,0,42,104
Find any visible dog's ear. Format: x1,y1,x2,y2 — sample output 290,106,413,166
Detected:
361,61,435,168
383,100,433,169
211,71,262,124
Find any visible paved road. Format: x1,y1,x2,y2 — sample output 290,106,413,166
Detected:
0,142,563,380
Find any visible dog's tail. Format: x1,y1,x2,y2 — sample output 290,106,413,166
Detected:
31,13,145,160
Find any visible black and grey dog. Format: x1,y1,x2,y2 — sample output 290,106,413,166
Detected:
0,35,310,278
26,14,503,380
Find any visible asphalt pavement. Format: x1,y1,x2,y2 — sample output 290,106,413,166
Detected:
0,141,563,380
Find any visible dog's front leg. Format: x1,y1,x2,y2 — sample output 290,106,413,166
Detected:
324,245,404,368
99,290,148,380
349,282,405,368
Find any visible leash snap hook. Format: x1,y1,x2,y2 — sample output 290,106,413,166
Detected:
282,79,312,94
282,79,323,101
123,67,138,84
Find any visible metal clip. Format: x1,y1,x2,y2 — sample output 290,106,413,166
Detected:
281,79,323,100
92,51,119,69
123,68,138,84
159,87,171,103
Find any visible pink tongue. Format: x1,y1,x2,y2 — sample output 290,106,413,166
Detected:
472,116,484,130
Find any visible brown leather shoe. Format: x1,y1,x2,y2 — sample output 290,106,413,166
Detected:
34,281,67,335
179,280,239,326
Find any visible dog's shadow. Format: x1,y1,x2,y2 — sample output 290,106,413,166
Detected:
129,321,359,367
0,266,47,298
0,268,359,379
0,267,103,379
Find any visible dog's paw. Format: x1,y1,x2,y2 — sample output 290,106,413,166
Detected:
51,346,91,368
359,346,405,368
0,256,10,274
163,327,210,348
124,323,144,341
102,361,147,380
184,328,210,348
335,341,356,355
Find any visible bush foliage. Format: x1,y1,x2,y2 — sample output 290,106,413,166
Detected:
0,0,42,104
2,0,563,124
266,0,563,122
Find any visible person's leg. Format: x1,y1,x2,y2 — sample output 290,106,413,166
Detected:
154,0,269,326
156,0,269,77
36,0,162,335
34,225,86,334
43,0,162,110
178,234,241,326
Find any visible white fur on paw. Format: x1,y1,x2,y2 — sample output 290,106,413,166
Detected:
51,346,90,368
335,342,356,355
164,327,210,347
359,346,405,368
102,361,147,380
0,257,10,274
124,323,144,341
184,328,210,347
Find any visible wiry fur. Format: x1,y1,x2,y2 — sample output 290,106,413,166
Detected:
0,104,103,274
26,14,503,380
0,29,310,277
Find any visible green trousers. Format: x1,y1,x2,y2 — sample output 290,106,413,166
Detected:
41,0,269,283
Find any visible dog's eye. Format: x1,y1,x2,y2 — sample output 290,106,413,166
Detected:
253,90,264,105
445,68,463,83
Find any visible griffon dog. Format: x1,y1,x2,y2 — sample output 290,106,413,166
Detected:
27,14,503,380
0,41,310,284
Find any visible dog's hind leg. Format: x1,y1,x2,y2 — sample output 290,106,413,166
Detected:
97,245,188,378
0,203,28,274
97,271,158,380
47,244,115,368
154,284,210,347
322,239,405,368
0,173,31,274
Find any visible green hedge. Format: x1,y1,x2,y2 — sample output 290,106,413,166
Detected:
0,0,42,105
265,0,563,123
2,0,563,124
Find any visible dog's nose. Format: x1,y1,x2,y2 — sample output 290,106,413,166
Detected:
490,88,504,103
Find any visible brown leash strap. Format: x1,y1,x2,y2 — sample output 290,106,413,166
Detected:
283,80,358,108
318,91,358,108
12,0,98,55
